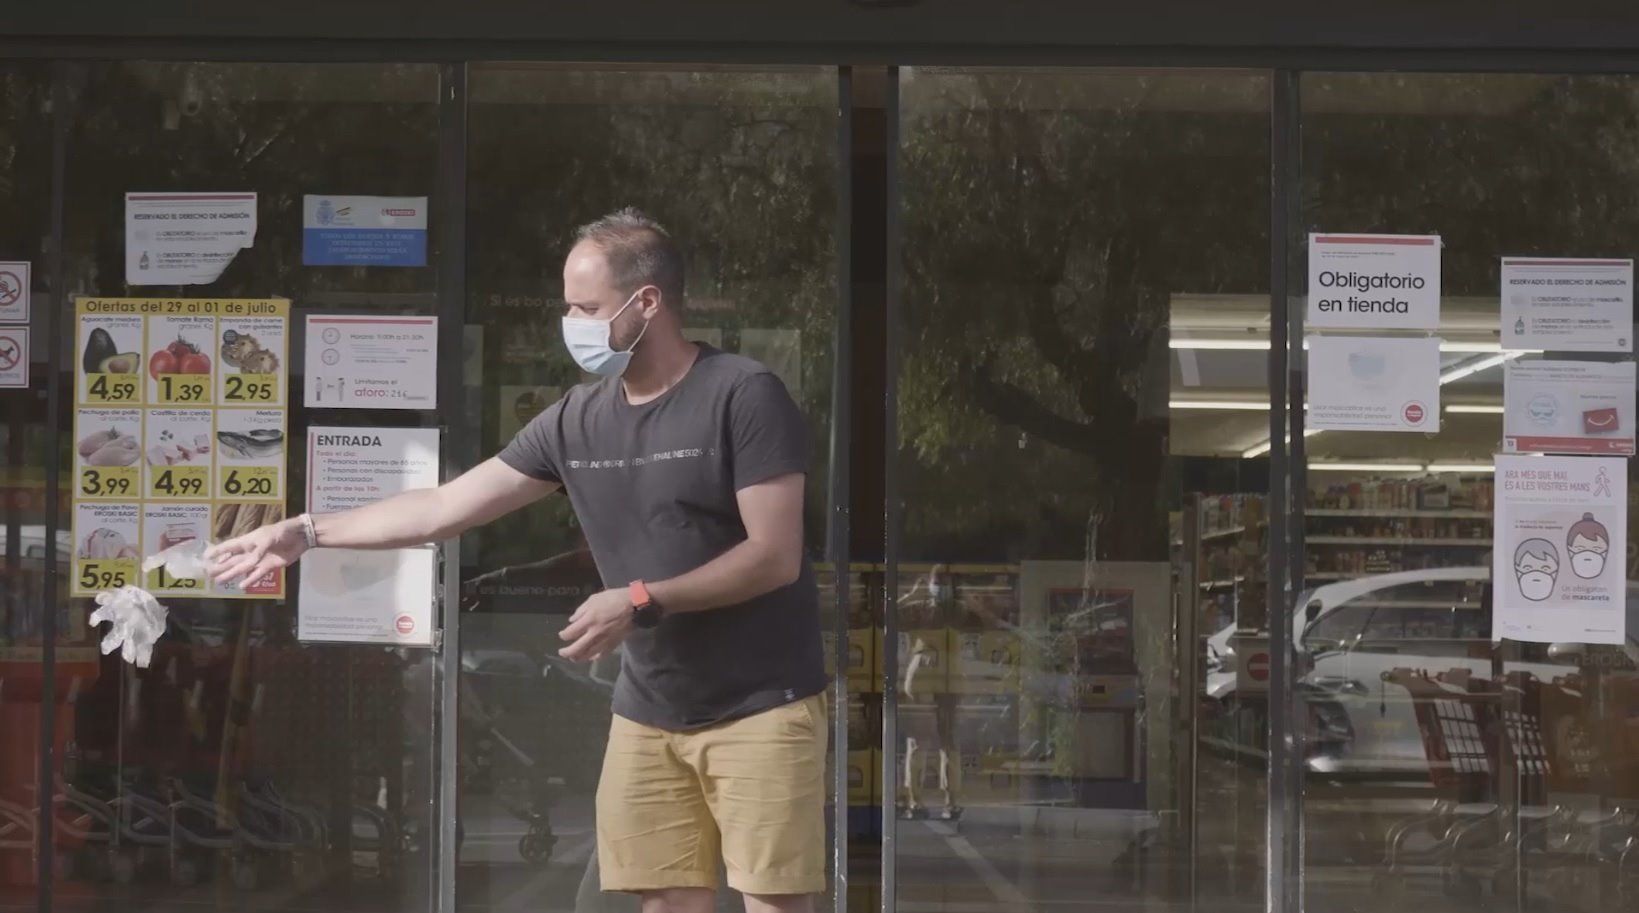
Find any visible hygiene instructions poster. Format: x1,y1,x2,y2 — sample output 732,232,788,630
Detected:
1307,234,1441,330
1500,257,1633,353
0,260,30,323
125,192,258,286
1306,335,1441,432
1504,359,1636,455
71,297,290,598
1494,454,1628,645
303,314,438,409
302,195,428,267
299,427,440,646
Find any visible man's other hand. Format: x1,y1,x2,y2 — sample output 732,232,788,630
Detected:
559,587,635,662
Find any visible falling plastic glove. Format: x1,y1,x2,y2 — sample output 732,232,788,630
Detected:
141,537,210,582
89,586,169,668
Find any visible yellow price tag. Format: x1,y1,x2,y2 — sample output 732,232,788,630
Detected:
147,564,205,593
84,373,140,404
77,559,136,594
149,464,210,499
219,465,279,499
78,465,138,499
222,373,278,404
154,373,211,404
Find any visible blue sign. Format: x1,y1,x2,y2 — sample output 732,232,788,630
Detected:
302,195,427,267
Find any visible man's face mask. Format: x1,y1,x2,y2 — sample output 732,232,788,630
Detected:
1568,536,1608,579
561,288,647,377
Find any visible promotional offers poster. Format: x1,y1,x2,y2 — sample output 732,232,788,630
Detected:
1493,454,1628,645
1307,234,1441,330
1504,359,1635,455
1306,335,1441,433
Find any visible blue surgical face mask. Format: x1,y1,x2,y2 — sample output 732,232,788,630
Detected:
561,289,647,377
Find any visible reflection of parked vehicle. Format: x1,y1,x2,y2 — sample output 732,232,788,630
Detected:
1207,568,1639,778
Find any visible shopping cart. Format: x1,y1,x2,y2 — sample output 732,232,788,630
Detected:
1370,666,1507,904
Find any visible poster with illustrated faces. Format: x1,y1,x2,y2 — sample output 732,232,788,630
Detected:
1493,454,1628,645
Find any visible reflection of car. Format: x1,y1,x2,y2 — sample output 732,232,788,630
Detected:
1207,568,1639,779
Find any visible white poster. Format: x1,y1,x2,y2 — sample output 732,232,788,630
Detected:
1306,335,1441,432
299,426,441,646
1494,454,1627,645
1307,234,1441,330
0,327,26,388
1504,359,1635,455
304,315,438,410
0,261,30,323
1500,257,1633,353
125,193,257,286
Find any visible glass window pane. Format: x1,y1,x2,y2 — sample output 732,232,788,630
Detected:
55,61,442,913
0,59,56,909
462,64,839,913
898,67,1271,912
1299,72,1639,913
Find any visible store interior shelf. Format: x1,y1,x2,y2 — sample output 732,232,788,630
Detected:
1306,536,1492,547
1306,509,1491,519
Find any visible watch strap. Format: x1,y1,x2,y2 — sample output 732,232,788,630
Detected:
629,580,652,608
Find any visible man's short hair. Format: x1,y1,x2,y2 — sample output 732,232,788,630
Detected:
1514,538,1559,568
574,208,686,309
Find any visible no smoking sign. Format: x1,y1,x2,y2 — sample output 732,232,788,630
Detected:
0,328,27,389
0,262,29,323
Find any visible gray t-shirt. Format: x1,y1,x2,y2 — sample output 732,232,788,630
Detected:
497,346,826,731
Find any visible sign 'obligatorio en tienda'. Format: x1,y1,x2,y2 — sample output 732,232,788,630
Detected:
1307,234,1442,330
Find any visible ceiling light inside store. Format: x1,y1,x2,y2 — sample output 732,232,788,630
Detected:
1439,352,1519,384
1446,404,1505,414
1242,428,1323,459
1170,339,1533,354
1425,462,1496,473
1308,461,1425,472
1168,399,1271,410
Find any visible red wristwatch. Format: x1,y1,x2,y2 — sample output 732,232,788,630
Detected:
630,580,662,629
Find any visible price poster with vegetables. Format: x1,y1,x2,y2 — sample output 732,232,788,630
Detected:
72,297,289,598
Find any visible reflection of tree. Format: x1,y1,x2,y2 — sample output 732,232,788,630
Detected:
900,73,1269,561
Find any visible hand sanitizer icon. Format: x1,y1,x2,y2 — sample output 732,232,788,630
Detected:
1514,316,1525,336
139,251,150,271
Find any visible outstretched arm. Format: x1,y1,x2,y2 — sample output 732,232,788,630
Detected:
209,457,557,586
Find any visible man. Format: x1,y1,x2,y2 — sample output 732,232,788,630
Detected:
209,209,828,913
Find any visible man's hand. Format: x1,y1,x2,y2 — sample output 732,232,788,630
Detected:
558,588,635,662
207,518,310,587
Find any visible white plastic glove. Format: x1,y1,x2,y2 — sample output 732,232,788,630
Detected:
89,586,169,668
141,537,211,582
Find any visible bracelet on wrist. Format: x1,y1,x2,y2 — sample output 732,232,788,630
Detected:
299,513,319,549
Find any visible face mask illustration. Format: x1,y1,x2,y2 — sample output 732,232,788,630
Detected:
1565,512,1611,580
1513,538,1559,602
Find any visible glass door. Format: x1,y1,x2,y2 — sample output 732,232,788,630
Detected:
458,63,843,913
890,66,1274,913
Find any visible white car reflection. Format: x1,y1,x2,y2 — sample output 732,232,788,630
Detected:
1206,568,1639,778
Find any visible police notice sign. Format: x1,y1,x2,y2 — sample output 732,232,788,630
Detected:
1307,234,1441,330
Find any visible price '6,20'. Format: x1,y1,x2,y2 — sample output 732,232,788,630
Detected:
223,468,275,497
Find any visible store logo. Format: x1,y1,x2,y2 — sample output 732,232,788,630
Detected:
315,199,335,225
395,614,416,635
1402,402,1427,425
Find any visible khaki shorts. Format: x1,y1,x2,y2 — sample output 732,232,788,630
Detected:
596,694,827,896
